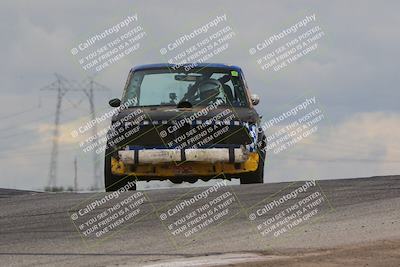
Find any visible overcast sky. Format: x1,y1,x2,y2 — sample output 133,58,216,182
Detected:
1,0,399,190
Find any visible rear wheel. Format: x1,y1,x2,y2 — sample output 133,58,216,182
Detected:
240,151,265,184
104,151,136,192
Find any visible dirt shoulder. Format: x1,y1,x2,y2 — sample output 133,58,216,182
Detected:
228,239,400,267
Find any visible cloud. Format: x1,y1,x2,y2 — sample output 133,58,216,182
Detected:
1,0,400,189
266,112,400,182
35,115,111,148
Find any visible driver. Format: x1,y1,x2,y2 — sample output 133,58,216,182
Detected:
198,81,221,104
182,79,222,105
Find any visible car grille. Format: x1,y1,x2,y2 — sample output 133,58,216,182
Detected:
110,121,252,149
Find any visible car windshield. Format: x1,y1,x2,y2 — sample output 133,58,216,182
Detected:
122,68,249,107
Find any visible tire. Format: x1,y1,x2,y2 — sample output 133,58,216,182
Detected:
240,151,265,184
104,151,136,192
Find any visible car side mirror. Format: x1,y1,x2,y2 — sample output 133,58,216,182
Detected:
250,94,260,106
109,98,121,107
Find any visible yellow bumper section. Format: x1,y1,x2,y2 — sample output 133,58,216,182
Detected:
111,152,259,177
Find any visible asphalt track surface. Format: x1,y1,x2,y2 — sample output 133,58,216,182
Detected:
0,175,399,266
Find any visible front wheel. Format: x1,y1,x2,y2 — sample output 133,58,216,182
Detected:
240,151,265,184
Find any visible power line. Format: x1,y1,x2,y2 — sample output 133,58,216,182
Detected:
40,74,68,188
0,106,40,121
40,74,110,189
80,78,110,189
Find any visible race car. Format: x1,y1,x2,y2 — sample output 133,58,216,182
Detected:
104,63,266,191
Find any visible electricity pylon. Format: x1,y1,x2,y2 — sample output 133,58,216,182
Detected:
42,74,110,189
41,74,69,188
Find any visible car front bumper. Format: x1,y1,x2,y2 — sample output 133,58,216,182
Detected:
111,149,260,178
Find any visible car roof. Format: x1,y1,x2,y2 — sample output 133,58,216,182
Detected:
131,63,242,72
